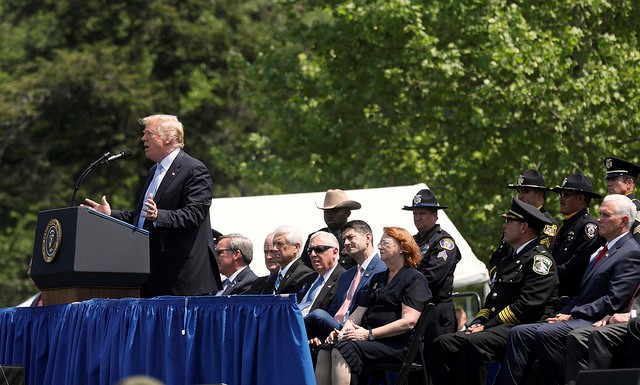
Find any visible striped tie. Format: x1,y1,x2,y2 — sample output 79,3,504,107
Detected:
274,271,283,294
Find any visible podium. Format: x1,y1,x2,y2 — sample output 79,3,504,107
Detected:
30,207,149,305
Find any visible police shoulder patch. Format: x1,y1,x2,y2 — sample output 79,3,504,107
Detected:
585,223,597,239
532,255,553,275
543,224,557,237
636,212,640,222
440,238,455,251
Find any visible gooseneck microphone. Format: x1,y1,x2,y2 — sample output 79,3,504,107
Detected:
100,148,133,165
70,149,133,206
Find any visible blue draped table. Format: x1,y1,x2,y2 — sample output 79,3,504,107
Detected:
0,295,315,385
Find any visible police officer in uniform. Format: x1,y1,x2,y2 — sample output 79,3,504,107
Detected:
488,169,559,275
429,198,558,385
551,174,604,298
604,156,640,243
402,188,461,347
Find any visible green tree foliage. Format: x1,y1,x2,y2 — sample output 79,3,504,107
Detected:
0,0,276,306
1,0,640,307
245,0,640,265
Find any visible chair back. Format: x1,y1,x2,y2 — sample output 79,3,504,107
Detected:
394,302,435,384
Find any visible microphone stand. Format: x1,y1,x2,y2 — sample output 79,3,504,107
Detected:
70,152,110,207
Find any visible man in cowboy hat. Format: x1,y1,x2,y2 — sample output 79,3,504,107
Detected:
604,156,640,242
430,198,558,385
551,173,604,298
300,189,361,270
403,188,461,350
489,169,559,278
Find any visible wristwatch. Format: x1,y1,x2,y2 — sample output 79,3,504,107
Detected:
368,328,375,341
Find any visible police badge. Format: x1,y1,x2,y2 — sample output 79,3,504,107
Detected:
42,219,62,263
585,223,597,239
532,255,552,275
605,158,613,170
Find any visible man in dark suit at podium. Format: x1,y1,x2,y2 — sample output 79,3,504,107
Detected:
84,114,220,297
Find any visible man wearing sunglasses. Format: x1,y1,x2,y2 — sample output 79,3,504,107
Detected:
551,174,604,298
296,232,346,317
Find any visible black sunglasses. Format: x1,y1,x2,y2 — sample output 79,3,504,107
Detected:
307,245,334,254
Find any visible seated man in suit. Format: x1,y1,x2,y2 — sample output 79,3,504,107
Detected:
497,194,640,385
260,225,314,301
297,231,346,316
214,233,258,295
305,220,387,342
564,296,640,385
247,232,279,294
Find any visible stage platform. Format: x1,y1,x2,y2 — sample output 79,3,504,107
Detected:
0,295,314,385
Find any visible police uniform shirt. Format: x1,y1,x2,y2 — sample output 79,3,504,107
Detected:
414,224,461,302
471,238,558,328
552,207,603,298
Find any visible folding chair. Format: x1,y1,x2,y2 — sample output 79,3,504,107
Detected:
366,303,435,385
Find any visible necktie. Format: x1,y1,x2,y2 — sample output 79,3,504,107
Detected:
592,245,608,268
137,164,164,228
216,278,230,296
299,276,325,315
334,266,363,323
274,271,283,294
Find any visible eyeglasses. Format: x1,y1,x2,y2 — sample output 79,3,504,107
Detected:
378,240,396,248
215,248,235,254
307,245,334,254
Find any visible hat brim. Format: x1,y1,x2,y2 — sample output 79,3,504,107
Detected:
402,204,448,210
506,184,550,191
316,201,361,210
551,187,603,198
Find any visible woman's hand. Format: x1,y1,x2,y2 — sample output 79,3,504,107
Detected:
341,324,368,341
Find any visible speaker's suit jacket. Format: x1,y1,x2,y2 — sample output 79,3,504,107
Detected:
326,254,388,317
112,149,220,296
223,267,258,295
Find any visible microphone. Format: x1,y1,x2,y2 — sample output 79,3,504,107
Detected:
70,148,134,206
100,149,133,165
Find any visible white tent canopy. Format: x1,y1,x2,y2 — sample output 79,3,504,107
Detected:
210,183,489,288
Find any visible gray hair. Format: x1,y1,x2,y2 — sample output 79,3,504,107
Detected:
310,231,339,248
219,233,253,265
602,194,637,231
273,225,304,257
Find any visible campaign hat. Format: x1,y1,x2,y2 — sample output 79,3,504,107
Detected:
551,174,602,198
506,169,550,190
402,188,448,210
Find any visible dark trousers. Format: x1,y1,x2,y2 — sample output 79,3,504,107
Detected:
430,324,513,385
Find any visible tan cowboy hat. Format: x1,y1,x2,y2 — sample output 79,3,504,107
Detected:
316,189,361,210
